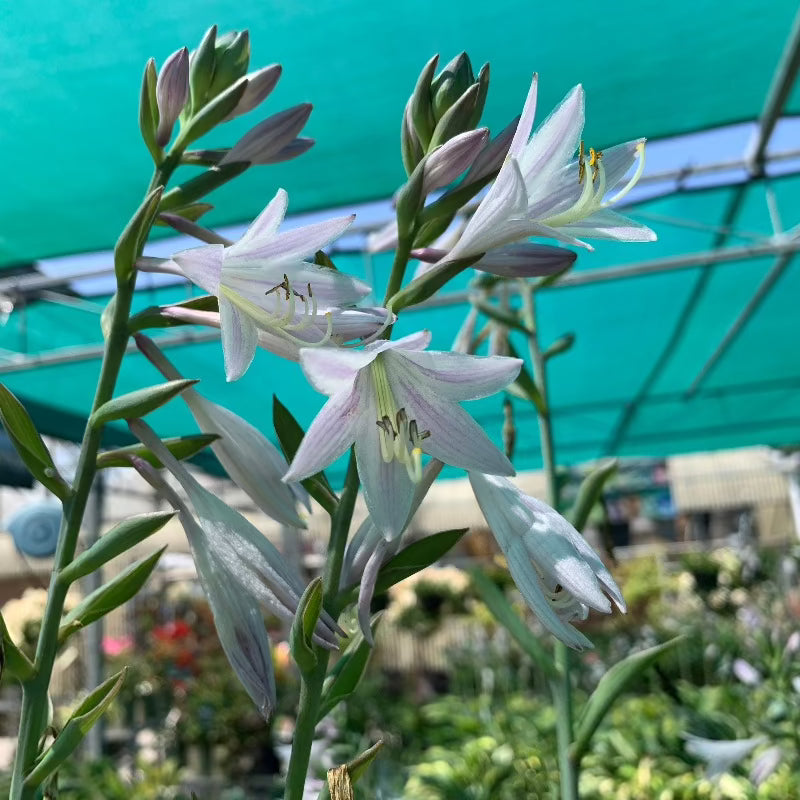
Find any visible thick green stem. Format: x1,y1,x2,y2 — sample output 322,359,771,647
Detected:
383,235,413,309
284,454,360,800
520,281,578,800
10,156,181,799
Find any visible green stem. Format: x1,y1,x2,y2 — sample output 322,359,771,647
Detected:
10,156,181,799
519,280,578,800
284,454,360,800
383,235,413,309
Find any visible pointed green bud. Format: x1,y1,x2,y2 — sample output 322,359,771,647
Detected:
155,47,190,147
401,100,424,176
138,58,160,162
468,63,490,129
431,52,474,122
428,82,480,150
188,25,217,114
408,55,438,151
208,30,250,99
394,157,427,240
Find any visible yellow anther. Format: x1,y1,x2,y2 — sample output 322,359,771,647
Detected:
578,140,586,184
589,148,603,183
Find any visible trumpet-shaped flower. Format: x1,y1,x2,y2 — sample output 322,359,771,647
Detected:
468,472,625,649
129,420,340,718
168,188,388,381
285,331,521,540
442,76,655,264
683,734,766,779
135,334,309,527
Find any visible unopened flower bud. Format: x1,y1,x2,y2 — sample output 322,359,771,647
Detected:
188,25,217,113
225,64,283,120
431,52,475,121
408,55,439,150
155,47,189,147
219,104,313,166
422,128,488,194
207,30,250,99
473,243,577,277
401,100,424,175
464,115,520,186
428,82,481,150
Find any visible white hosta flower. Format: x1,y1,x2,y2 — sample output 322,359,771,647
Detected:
169,188,382,381
443,75,655,263
683,734,766,778
750,745,782,786
135,334,309,527
284,330,521,540
732,657,762,686
129,420,340,718
468,472,625,649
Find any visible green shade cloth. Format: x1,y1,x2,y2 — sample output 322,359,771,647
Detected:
0,0,797,265
2,175,798,484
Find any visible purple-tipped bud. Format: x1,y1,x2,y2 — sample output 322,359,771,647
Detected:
422,128,489,195
472,243,577,277
256,137,315,165
463,115,520,185
155,47,190,147
225,64,283,120
219,103,312,166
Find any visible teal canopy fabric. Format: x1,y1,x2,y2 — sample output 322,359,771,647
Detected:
2,174,798,483
0,0,797,265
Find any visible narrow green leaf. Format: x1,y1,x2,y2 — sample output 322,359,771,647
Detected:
96,433,218,469
534,264,573,290
24,669,126,788
59,548,166,642
390,254,480,311
0,384,71,501
411,210,456,250
290,578,323,674
568,459,618,531
115,186,164,282
273,396,338,515
179,78,248,146
417,171,494,228
0,611,35,681
470,568,557,679
152,202,214,225
467,63,490,129
90,379,197,428
372,529,467,596
138,58,160,162
159,162,249,210
318,616,381,721
543,332,575,360
395,158,426,239
60,511,176,585
505,342,545,415
571,637,685,763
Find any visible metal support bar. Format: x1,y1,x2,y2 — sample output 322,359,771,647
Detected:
745,8,800,174
685,251,795,397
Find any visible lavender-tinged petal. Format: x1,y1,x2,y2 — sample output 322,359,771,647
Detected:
561,208,656,242
226,64,282,120
231,189,288,253
255,137,315,165
189,395,308,528
283,384,361,482
224,214,356,269
473,243,576,278
508,74,538,159
393,348,521,402
518,85,585,194
379,329,432,353
750,746,782,787
423,128,489,195
219,104,312,166
218,291,259,381
392,372,513,476
172,244,225,293
155,47,190,147
464,115,520,185
357,542,389,644
366,220,399,254
598,139,644,190
300,347,379,396
445,159,532,261
732,658,762,686
327,307,394,341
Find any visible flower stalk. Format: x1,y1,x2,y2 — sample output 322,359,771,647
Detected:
519,278,579,800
